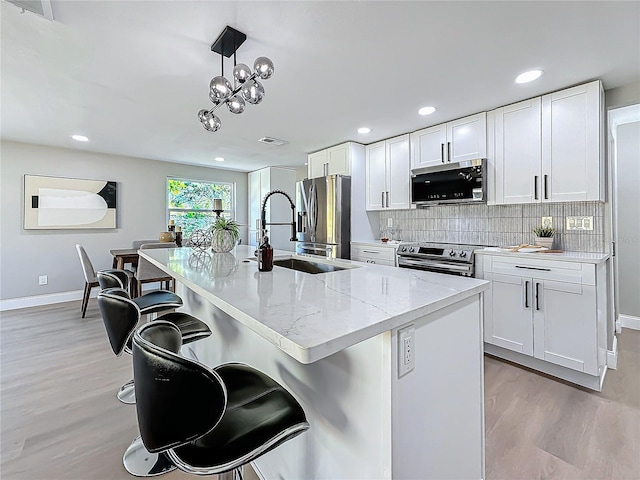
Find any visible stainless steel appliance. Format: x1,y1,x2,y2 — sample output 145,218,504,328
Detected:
396,242,477,277
296,175,351,259
411,159,486,206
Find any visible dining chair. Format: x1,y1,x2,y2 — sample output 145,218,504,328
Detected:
77,245,136,315
135,243,177,297
76,244,100,318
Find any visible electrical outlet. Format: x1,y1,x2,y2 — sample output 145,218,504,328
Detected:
387,217,393,228
398,325,415,377
542,217,552,228
38,275,48,286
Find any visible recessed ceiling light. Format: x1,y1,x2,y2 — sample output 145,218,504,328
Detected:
515,70,543,84
71,134,89,142
214,157,224,162
357,127,371,134
418,106,436,116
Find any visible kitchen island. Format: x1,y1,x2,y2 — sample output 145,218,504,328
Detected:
140,245,489,479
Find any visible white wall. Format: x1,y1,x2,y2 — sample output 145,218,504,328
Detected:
0,140,248,301
605,81,640,110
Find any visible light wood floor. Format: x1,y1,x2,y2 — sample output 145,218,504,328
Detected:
1,299,639,479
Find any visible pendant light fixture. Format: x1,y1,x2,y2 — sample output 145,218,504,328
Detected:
197,26,274,133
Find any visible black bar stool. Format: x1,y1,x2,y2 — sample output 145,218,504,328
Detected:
132,320,309,480
97,289,213,477
97,269,182,316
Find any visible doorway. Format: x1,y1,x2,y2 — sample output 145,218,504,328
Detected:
608,104,640,339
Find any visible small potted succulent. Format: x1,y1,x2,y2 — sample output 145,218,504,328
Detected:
211,217,240,253
533,225,555,249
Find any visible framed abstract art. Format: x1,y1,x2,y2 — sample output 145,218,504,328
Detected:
23,175,117,229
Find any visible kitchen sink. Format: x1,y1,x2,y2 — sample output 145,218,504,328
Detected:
246,256,358,274
273,258,351,274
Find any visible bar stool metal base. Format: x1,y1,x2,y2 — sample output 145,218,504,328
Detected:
123,435,176,477
218,466,243,480
117,379,136,404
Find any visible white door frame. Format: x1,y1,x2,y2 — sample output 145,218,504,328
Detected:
608,104,640,334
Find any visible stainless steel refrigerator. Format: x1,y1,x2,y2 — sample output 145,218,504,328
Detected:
295,175,351,259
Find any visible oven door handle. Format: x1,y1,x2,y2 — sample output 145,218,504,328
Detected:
398,258,472,272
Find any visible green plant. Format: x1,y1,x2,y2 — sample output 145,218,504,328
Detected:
211,216,240,243
533,226,555,237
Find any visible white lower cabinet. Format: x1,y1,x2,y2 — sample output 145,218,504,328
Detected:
478,253,607,389
351,242,398,266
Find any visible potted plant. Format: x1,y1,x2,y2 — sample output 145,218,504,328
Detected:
533,225,555,249
211,217,240,253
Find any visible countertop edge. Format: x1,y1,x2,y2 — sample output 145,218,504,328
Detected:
140,249,489,364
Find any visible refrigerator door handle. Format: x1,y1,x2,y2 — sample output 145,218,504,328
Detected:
309,182,318,242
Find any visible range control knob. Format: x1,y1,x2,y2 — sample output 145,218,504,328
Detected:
401,246,407,252
458,251,467,258
448,249,456,257
409,247,415,253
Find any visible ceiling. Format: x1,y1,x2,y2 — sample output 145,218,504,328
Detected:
2,1,639,173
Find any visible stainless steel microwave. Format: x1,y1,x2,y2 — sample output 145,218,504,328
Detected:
411,158,487,206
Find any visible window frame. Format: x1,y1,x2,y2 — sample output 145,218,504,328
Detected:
166,177,236,235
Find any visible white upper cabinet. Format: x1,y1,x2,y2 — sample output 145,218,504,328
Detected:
542,80,604,202
411,113,487,169
447,113,488,162
308,150,328,179
308,143,354,179
365,141,387,210
491,80,604,205
492,98,542,204
410,123,447,168
366,135,410,211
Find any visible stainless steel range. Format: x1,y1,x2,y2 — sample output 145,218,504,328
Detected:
396,242,478,277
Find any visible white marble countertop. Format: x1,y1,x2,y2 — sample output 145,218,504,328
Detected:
140,245,489,364
475,247,609,264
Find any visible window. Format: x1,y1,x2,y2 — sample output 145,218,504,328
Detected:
167,178,235,241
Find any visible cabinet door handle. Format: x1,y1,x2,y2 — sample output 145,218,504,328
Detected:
386,191,390,208
544,175,549,200
535,282,541,310
524,281,530,308
362,250,380,254
441,143,445,163
324,163,329,176
534,176,539,200
381,191,385,207
515,265,551,272
447,141,451,162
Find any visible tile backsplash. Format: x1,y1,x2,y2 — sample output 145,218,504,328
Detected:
379,201,605,252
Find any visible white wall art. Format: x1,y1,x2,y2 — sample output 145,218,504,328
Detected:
24,175,117,229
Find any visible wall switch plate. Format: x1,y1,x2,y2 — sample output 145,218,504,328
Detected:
566,216,594,231
542,217,552,228
38,275,48,285
398,325,415,377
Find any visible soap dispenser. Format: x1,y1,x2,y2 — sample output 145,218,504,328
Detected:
258,235,273,272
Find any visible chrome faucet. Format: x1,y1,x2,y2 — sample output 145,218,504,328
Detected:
260,190,297,242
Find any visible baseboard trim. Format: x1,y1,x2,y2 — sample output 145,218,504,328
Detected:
620,314,640,331
0,289,96,311
607,336,618,370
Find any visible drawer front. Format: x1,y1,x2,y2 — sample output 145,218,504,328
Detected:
351,245,396,266
485,256,594,285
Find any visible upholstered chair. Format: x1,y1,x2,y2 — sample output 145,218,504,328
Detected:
135,243,177,297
